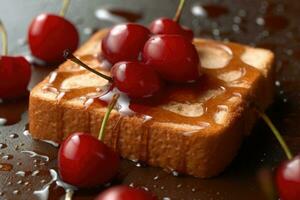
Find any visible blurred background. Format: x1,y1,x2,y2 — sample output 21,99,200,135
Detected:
1,0,300,199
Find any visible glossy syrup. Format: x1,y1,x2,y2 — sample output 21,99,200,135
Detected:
41,32,262,174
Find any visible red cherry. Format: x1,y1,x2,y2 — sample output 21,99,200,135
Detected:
58,132,120,188
101,23,150,64
143,34,200,83
111,61,162,98
181,26,194,40
276,155,300,200
0,56,31,99
28,13,79,64
96,186,158,200
149,18,193,40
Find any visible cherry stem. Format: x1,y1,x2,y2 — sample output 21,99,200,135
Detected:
64,189,74,200
257,109,293,160
60,0,70,17
174,0,186,23
64,49,113,82
98,94,120,141
0,20,8,55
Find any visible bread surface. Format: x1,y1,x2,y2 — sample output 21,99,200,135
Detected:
29,29,274,177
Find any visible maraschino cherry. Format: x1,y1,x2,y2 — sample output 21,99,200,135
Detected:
64,50,162,98
58,94,120,188
0,20,31,99
257,110,300,200
96,186,158,200
101,23,150,65
149,0,193,40
28,0,79,64
143,34,200,83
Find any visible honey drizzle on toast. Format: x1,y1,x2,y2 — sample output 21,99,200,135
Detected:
42,40,261,167
43,40,261,128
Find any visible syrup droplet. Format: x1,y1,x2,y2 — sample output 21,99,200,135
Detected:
0,163,13,171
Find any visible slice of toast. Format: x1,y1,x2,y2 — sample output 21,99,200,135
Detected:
29,29,274,178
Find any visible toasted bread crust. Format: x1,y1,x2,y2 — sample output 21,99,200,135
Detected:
29,29,274,177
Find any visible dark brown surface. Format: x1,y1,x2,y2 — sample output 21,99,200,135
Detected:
0,0,300,199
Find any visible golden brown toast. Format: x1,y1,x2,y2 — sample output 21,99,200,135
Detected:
29,29,274,178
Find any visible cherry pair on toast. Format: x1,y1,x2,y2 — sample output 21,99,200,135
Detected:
258,111,300,200
101,0,192,65
0,20,31,99
96,186,158,200
145,0,198,83
64,50,162,98
58,95,120,188
28,0,79,64
101,24,199,83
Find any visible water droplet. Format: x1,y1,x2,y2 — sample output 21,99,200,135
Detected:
9,133,19,139
256,17,265,26
17,180,23,185
141,186,149,191
23,130,31,137
12,190,20,195
129,183,135,187
0,118,6,126
0,143,7,149
135,162,142,167
191,188,196,192
2,154,13,160
233,16,242,24
153,175,159,180
17,38,27,46
21,151,49,162
83,27,94,35
16,171,26,177
171,170,180,177
32,170,40,176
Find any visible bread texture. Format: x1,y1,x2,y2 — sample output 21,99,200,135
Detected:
29,29,274,178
